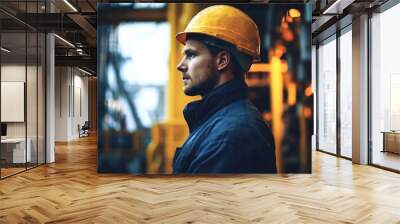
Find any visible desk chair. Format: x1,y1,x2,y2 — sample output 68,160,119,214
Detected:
78,121,90,138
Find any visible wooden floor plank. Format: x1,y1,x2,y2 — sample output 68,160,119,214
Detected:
0,135,399,223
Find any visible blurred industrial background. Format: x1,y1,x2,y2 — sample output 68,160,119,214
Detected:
97,3,312,174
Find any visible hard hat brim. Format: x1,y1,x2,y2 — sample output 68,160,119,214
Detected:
176,31,261,62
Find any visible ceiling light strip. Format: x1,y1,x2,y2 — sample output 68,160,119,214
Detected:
63,0,78,12
78,67,92,76
54,34,75,48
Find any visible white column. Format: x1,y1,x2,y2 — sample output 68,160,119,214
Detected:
45,1,55,163
352,14,369,164
46,33,55,163
55,67,73,141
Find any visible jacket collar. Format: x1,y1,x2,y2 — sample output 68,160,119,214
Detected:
183,79,248,132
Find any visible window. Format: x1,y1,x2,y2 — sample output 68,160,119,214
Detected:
371,3,400,171
339,28,352,158
317,36,337,154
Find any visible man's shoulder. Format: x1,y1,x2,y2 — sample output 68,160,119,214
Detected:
208,104,267,137
213,100,263,125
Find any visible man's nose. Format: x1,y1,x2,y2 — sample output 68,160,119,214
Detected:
177,58,187,72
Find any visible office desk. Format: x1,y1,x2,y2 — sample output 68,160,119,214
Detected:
381,131,400,154
1,138,31,163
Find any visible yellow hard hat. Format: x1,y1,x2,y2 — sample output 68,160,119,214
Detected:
176,5,261,60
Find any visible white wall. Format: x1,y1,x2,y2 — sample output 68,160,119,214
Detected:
1,65,34,138
55,67,89,141
55,67,69,141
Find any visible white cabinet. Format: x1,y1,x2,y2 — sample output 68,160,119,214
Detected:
1,138,31,163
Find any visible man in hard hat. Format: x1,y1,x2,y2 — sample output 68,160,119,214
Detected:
173,5,276,173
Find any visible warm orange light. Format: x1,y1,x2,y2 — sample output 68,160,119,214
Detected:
282,30,294,42
305,85,313,97
281,21,288,29
289,9,301,18
249,63,270,73
303,107,312,119
249,62,288,73
262,112,272,122
274,44,286,58
288,82,297,106
281,62,288,73
286,15,293,23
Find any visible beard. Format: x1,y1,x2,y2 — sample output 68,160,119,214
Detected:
184,72,219,96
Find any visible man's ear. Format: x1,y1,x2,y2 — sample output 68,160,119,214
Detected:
215,51,231,71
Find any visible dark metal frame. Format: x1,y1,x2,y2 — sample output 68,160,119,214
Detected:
315,43,319,152
367,10,372,166
336,21,341,158
0,16,2,179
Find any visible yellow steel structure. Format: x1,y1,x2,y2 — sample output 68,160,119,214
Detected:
270,55,284,173
249,63,288,73
166,3,201,124
249,60,288,173
146,122,187,173
147,4,204,173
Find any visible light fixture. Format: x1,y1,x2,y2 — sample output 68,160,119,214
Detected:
322,0,355,15
78,67,92,76
134,3,166,9
1,47,11,53
54,34,75,48
288,9,301,18
76,48,86,56
63,0,78,12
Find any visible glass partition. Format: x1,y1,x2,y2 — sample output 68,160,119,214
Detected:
0,1,46,179
317,35,337,154
1,30,28,177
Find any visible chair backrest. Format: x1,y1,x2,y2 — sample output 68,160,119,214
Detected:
82,121,90,129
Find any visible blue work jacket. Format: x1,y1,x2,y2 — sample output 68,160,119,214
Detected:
173,79,276,174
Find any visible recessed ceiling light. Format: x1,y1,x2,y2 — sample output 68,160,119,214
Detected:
1,47,11,53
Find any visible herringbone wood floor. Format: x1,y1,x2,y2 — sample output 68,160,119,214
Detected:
1,135,400,223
